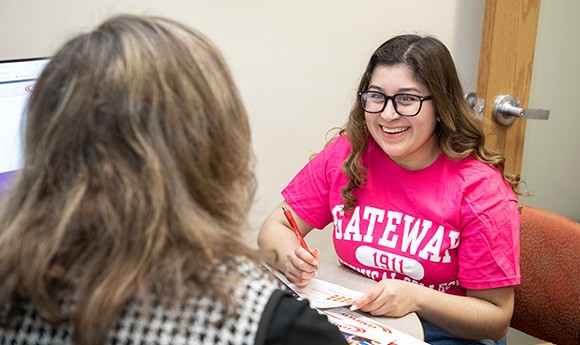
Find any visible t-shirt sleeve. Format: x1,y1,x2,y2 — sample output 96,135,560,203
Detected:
256,289,348,345
282,136,349,230
457,168,521,290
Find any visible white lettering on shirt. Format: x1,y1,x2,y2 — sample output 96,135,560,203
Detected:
343,206,362,241
400,215,431,255
378,210,402,248
331,205,344,239
362,206,384,243
418,225,444,262
333,205,459,264
442,230,460,263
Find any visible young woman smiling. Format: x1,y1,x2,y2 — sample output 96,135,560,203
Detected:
259,34,520,345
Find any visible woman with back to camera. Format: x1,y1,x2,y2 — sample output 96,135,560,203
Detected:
258,34,520,345
0,14,348,345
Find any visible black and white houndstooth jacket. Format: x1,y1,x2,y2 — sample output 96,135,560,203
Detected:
0,258,281,345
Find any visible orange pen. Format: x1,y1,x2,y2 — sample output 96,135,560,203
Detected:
282,206,318,270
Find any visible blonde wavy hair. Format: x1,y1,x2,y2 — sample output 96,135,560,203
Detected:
339,34,519,211
0,15,258,344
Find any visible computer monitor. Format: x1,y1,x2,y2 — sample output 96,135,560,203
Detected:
0,57,50,197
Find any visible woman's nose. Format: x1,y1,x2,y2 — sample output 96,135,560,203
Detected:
380,99,401,120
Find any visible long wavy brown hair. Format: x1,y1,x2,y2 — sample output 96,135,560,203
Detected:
0,15,259,344
339,34,519,211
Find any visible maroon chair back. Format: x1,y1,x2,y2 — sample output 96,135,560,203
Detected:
510,205,580,345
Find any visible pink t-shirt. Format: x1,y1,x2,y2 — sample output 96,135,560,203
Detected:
282,136,520,296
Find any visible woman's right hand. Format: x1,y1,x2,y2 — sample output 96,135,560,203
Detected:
285,246,320,287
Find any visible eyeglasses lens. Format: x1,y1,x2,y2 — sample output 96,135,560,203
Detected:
361,92,422,116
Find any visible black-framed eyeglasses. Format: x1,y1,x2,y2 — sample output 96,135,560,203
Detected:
359,91,433,117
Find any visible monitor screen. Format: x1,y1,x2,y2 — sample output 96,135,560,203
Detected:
0,57,49,197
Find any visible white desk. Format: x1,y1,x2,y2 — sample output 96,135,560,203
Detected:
316,261,425,342
271,261,426,343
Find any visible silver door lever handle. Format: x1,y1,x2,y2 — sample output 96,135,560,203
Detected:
493,94,550,126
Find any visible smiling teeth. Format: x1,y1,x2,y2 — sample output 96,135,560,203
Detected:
382,126,408,134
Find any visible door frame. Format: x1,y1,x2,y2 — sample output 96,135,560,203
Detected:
476,0,541,178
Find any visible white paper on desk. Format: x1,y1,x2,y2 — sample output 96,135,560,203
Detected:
322,307,398,345
289,278,364,309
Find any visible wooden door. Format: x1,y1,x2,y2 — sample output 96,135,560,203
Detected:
476,0,541,178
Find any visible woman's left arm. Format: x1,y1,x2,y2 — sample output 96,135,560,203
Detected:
352,280,514,340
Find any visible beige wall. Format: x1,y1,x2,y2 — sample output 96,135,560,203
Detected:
0,1,486,251
520,0,580,222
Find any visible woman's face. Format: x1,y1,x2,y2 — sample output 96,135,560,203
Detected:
364,64,439,170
